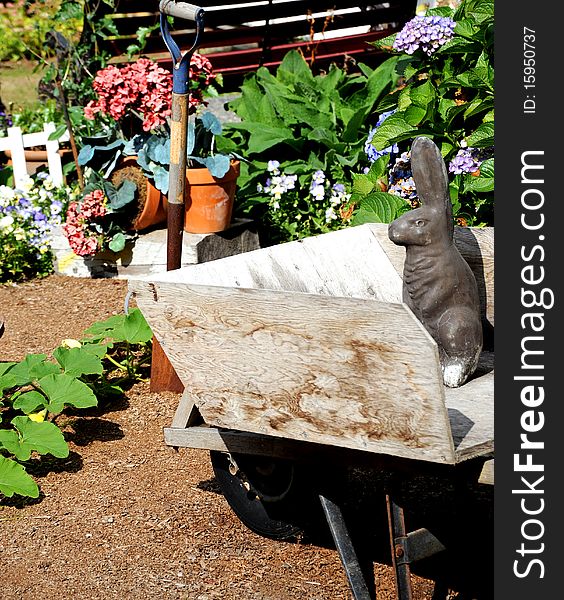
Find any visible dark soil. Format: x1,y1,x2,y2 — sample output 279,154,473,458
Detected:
0,275,492,599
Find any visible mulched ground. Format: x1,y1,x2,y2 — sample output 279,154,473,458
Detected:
0,275,492,599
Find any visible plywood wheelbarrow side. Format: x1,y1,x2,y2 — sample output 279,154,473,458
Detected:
128,223,494,468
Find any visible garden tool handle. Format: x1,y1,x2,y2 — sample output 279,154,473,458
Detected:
159,1,204,22
159,2,205,270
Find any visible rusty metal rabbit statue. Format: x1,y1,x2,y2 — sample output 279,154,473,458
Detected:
388,137,483,388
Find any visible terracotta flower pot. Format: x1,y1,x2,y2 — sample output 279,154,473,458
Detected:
111,156,168,231
134,178,168,231
184,160,240,234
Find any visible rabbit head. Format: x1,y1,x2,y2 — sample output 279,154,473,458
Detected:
388,137,453,248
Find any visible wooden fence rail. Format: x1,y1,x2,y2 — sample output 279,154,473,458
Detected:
0,124,69,188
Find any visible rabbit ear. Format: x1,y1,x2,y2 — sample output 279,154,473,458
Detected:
411,137,451,214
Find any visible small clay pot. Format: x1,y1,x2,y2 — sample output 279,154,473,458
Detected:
184,160,240,234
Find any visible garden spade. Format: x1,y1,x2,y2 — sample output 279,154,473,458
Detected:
159,0,205,269
151,1,205,392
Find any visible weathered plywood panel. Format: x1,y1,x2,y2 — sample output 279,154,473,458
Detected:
146,224,403,301
445,370,494,462
130,280,456,463
368,224,494,325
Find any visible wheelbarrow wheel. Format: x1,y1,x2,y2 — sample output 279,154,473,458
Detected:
210,451,319,541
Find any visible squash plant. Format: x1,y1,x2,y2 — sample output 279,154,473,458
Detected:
0,308,152,499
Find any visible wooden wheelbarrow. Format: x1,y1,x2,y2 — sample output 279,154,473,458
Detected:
128,222,494,599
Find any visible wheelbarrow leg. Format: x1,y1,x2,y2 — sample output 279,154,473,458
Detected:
319,493,376,600
386,495,413,600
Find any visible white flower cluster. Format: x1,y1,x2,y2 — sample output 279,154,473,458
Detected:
257,160,298,210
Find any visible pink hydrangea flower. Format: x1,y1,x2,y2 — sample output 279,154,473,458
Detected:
85,55,216,131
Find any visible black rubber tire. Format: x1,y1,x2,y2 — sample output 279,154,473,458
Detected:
210,451,318,541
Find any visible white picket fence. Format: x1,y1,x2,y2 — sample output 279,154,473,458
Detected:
0,123,70,188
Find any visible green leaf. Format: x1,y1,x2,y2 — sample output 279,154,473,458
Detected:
145,135,170,164
0,362,16,377
369,112,420,150
466,122,494,147
53,347,104,378
479,158,494,178
352,192,408,224
121,309,153,344
108,233,127,253
410,80,435,108
0,373,17,395
106,179,137,210
463,175,494,193
0,456,39,498
48,124,68,141
404,105,427,126
200,111,223,136
277,50,314,84
9,355,60,386
370,33,396,50
352,173,376,195
12,391,47,414
39,373,98,414
246,124,297,154
83,314,125,341
5,416,69,461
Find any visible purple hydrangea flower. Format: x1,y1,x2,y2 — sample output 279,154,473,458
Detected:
393,16,455,56
388,152,418,203
448,147,483,174
365,110,399,162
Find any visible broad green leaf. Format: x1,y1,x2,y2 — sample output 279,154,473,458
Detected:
479,158,494,178
0,456,39,498
108,233,126,253
78,145,94,165
151,165,169,195
352,173,376,195
106,179,136,210
342,107,370,143
48,124,68,141
463,175,494,193
277,50,314,84
370,33,396,50
453,19,481,39
121,309,153,344
53,346,104,377
352,192,408,224
200,111,223,136
404,106,427,126
466,122,494,147
144,135,170,165
9,355,60,386
82,315,125,343
0,362,16,377
410,80,435,108
366,56,400,105
39,373,98,414
12,391,47,414
369,112,420,150
6,416,69,461
246,124,297,154
365,154,393,183
0,373,17,395
464,97,494,119
426,6,454,17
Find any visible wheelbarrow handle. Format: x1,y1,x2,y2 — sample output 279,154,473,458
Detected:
159,1,204,22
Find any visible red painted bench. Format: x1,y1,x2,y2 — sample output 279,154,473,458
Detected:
101,0,416,86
